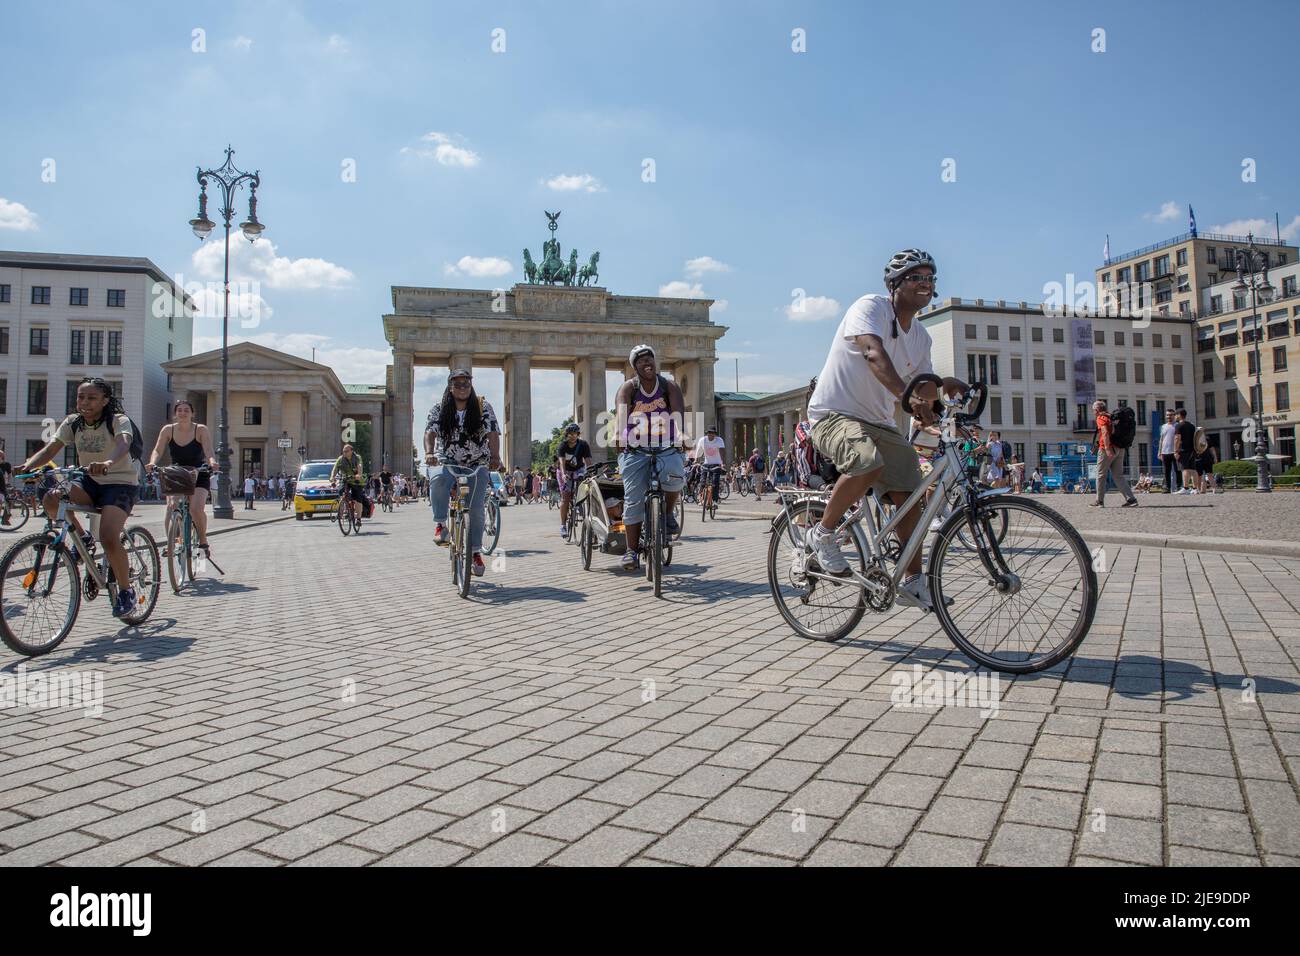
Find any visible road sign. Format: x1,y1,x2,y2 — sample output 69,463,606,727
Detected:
277,438,293,448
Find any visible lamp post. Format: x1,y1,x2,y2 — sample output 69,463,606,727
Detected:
1231,234,1275,493
188,146,264,518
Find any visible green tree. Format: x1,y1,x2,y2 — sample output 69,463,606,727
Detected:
352,420,373,474
532,419,575,470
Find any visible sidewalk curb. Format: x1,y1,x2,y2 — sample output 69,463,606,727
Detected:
715,509,1300,559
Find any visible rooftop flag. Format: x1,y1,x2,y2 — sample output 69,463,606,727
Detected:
1103,234,1109,262
1189,205,1198,238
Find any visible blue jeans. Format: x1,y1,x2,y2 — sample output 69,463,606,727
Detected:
617,449,685,525
429,464,489,553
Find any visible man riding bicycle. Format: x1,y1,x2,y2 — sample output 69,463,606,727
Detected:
555,423,593,540
330,444,366,523
615,344,685,571
805,248,966,612
692,425,727,510
425,368,502,578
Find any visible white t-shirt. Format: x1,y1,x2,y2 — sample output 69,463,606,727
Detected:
808,294,934,428
244,477,255,494
1158,422,1176,455
693,435,726,466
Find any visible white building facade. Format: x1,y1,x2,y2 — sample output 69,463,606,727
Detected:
921,298,1196,479
0,252,194,465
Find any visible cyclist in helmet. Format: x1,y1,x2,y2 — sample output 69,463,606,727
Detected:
614,344,686,571
804,249,967,612
554,422,593,539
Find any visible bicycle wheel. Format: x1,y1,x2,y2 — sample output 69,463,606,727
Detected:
929,496,1097,674
738,480,749,498
114,526,162,626
581,518,594,570
0,531,81,656
338,500,352,536
1,498,31,532
652,499,665,597
457,510,473,599
482,497,501,556
719,482,730,501
165,511,184,594
767,499,868,642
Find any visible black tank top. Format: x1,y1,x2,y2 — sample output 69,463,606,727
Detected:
168,426,205,467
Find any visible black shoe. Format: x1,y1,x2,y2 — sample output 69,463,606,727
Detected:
1122,499,1139,508
667,514,680,536
112,587,136,619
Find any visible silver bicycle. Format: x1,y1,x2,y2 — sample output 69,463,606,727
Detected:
767,377,1097,674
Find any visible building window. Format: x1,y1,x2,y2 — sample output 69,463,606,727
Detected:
0,283,10,303
244,406,263,426
107,330,121,365
1052,328,1064,344
0,378,6,415
1274,346,1287,372
27,378,47,415
1155,254,1170,276
1153,363,1165,384
990,396,1002,425
1202,358,1213,382
1137,400,1146,422
168,315,174,331
1054,358,1065,382
30,327,49,355
1034,396,1046,426
1207,247,1216,264
1014,442,1024,463
1102,272,1111,284
0,326,7,354
1114,331,1125,346
1233,290,1247,310
1094,330,1104,346
1153,334,1163,348
1009,326,1021,342
1012,396,1024,425
1177,249,1187,267
69,329,85,364
1011,357,1022,380
1247,351,1258,376
1204,393,1216,419
1226,390,1239,416
1210,295,1223,314
1284,276,1297,298
1173,364,1183,385
1172,334,1181,349
65,379,80,415
1118,266,1131,283
89,330,103,365
69,287,89,306
1056,398,1067,425
1116,361,1126,383
1224,354,1236,378
168,342,174,361
1250,384,1262,412
987,325,999,340
1031,327,1043,343
1033,358,1044,381
1134,362,1145,384
1036,442,1047,466
31,286,51,305
1138,443,1149,469
1133,332,1144,347
965,324,976,339
107,289,126,308
989,355,999,385
1095,360,1107,382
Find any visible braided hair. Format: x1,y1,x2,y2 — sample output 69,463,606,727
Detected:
74,377,123,433
436,384,483,440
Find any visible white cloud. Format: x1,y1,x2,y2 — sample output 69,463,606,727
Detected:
190,331,390,383
190,234,353,290
233,36,253,51
659,280,706,298
685,256,730,277
785,295,840,322
401,132,480,168
717,351,759,361
1211,215,1300,242
711,299,728,312
543,173,605,193
1144,201,1180,222
325,34,349,54
443,255,512,278
0,197,38,231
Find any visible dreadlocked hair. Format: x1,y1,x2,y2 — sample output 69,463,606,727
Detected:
75,377,123,432
437,384,483,440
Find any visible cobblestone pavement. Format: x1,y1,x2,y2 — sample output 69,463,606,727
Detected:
1,501,1298,867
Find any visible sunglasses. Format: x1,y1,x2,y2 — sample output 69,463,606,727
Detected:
901,274,937,286
450,380,472,388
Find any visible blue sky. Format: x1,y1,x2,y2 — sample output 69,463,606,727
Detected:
2,0,1297,437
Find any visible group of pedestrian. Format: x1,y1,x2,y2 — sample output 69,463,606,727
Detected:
1157,408,1219,495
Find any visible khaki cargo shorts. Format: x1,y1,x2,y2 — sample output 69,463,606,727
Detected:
811,413,922,494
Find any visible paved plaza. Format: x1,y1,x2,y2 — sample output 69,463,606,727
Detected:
1,499,1298,867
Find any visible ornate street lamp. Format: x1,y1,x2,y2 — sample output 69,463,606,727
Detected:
1231,234,1276,492
188,146,264,518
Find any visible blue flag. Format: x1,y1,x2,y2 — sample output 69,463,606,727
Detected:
1189,205,1197,237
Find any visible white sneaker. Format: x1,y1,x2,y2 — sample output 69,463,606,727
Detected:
929,517,944,533
895,575,954,613
808,526,850,575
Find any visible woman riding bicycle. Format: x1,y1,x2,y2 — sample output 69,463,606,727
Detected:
425,368,502,578
555,423,592,540
145,399,218,557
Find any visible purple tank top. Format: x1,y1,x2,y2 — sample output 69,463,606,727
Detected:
624,377,676,448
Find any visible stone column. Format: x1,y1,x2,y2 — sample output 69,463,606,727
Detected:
573,356,608,461
265,389,284,476
697,357,716,442
725,415,739,466
392,350,415,475
783,409,797,450
306,391,324,461
506,353,532,472
450,353,474,376
208,390,222,432
676,359,700,444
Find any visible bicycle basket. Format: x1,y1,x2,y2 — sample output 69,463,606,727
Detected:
159,465,197,495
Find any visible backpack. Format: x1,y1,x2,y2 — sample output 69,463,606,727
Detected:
751,455,765,472
1110,406,1137,449
72,413,144,462
793,421,838,489
1193,426,1208,455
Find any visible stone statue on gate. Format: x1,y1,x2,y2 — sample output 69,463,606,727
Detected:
522,210,600,287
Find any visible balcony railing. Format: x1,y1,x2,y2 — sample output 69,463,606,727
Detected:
1104,231,1297,265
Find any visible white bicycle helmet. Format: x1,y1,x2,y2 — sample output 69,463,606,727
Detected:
629,344,656,366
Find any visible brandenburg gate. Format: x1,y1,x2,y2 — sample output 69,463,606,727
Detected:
383,215,725,470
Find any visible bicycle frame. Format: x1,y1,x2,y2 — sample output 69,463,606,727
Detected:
47,498,113,591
